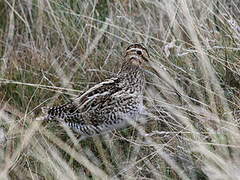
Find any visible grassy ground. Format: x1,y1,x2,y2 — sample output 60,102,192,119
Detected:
1,0,240,179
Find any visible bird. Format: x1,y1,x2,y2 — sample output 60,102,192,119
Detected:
38,43,150,139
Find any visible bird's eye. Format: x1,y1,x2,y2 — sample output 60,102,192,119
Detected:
136,50,142,55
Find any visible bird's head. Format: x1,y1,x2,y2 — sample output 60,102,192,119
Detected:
124,43,150,67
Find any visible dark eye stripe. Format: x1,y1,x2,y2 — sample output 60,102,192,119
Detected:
126,44,146,51
125,44,150,60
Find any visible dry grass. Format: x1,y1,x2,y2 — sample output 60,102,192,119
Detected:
1,0,240,179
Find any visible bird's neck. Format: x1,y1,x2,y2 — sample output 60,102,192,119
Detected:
119,60,145,91
120,61,141,73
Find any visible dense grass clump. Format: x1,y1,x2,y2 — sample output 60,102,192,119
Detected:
1,0,240,179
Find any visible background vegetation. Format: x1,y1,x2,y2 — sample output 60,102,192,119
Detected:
1,0,240,179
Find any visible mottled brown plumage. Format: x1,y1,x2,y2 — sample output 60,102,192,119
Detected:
39,43,150,139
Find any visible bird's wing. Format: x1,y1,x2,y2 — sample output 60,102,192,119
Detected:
40,77,123,121
73,77,123,112
62,92,135,127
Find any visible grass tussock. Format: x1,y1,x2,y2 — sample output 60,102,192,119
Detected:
1,0,240,179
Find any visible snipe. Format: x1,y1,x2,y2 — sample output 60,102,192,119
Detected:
38,43,150,139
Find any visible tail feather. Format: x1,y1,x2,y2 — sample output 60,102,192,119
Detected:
36,102,78,121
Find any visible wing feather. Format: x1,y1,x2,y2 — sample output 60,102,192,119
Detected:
73,77,123,112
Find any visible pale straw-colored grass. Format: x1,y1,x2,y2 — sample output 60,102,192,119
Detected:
1,0,240,179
